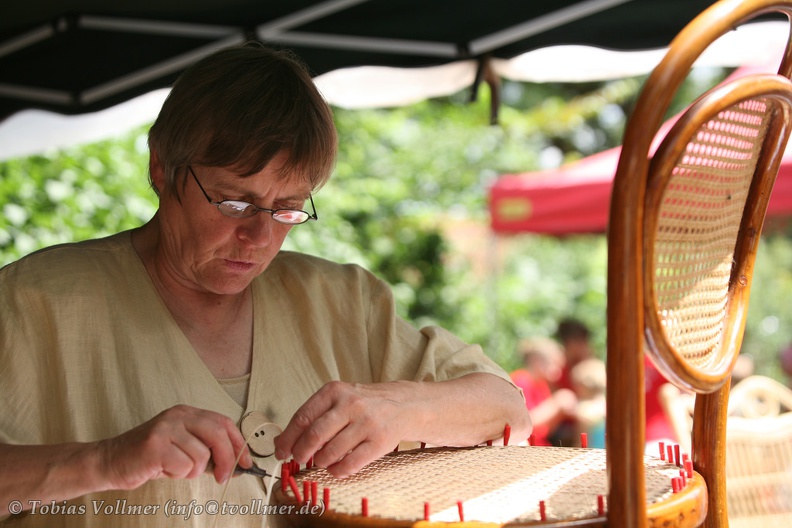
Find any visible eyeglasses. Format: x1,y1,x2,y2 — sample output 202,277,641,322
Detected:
188,166,318,225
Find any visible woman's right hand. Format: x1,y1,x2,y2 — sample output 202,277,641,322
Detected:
0,404,251,516
98,404,252,490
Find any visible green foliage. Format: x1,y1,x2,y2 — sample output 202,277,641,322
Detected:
0,130,156,265
284,88,617,366
2,69,791,384
438,234,608,372
285,91,548,329
743,229,792,380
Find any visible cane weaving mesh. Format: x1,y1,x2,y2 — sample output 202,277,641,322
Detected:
282,446,687,524
726,395,792,528
726,417,792,526
652,97,772,369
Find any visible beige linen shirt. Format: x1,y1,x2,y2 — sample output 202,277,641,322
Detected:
0,231,510,527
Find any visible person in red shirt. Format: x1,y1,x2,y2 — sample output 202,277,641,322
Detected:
555,318,595,393
550,318,594,446
510,337,577,446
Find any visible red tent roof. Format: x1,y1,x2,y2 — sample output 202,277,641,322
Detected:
489,64,792,235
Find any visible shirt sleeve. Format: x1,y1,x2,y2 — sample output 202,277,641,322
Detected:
349,259,513,386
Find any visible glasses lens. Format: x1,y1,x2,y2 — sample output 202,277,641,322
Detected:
218,201,257,218
272,210,310,224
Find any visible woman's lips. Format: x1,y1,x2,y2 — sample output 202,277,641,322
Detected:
225,259,256,272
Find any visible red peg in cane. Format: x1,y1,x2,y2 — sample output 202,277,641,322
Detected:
288,476,302,503
281,465,290,493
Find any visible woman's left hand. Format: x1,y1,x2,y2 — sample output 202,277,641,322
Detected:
273,374,530,478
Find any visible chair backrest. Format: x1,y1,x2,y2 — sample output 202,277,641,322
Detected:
607,1,792,527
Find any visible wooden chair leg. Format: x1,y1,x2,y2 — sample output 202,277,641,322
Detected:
693,383,731,528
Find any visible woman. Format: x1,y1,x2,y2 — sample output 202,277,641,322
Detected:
0,43,530,526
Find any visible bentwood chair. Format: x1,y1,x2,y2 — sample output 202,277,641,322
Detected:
273,1,792,527
608,0,792,526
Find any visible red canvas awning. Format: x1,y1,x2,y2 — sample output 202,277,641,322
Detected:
489,64,792,235
489,144,792,235
489,147,618,235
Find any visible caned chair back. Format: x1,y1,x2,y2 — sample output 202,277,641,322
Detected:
608,1,792,526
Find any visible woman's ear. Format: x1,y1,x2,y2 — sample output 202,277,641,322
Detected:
149,147,165,195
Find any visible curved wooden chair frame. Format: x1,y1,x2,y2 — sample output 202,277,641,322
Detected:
608,1,792,527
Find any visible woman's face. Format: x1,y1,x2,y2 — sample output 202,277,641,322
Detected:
152,151,312,296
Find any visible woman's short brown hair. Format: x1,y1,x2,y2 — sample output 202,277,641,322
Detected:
148,42,337,195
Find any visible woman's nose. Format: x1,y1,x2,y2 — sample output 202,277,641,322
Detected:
236,212,276,246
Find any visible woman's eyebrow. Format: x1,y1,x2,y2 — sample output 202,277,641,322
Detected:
218,180,311,202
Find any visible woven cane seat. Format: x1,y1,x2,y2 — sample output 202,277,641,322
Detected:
274,445,706,527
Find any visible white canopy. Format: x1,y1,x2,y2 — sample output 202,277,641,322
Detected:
0,20,786,162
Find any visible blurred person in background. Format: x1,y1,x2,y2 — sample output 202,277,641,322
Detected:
555,318,594,393
510,337,577,446
569,358,607,448
551,318,594,446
